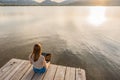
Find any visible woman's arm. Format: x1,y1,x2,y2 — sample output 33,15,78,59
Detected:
28,53,32,64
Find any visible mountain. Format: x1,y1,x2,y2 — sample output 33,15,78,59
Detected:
0,0,80,6
0,0,39,5
0,0,120,6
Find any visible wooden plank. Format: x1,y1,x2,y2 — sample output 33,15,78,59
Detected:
54,65,66,80
10,61,31,80
4,61,25,80
0,58,19,76
76,68,86,80
0,59,23,80
65,67,71,80
71,68,76,80
32,64,57,80
0,58,86,80
43,64,58,80
0,58,16,71
65,67,75,80
31,73,42,80
80,69,86,80
31,73,45,80
21,65,34,80
76,68,81,80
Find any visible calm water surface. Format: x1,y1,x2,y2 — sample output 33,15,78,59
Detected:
0,6,120,80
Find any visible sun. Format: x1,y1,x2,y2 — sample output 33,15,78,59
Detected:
87,7,106,26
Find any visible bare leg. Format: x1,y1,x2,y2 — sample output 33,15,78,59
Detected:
46,62,50,69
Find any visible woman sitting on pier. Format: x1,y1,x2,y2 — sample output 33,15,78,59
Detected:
29,43,50,74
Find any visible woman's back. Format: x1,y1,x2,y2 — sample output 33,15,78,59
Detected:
29,54,45,69
29,43,50,74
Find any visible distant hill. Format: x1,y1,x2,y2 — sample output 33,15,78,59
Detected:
0,0,119,6
0,0,39,5
0,0,79,6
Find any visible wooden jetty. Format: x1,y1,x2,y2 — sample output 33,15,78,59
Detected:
0,58,86,80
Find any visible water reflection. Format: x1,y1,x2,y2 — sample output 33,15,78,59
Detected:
0,7,120,80
87,6,106,26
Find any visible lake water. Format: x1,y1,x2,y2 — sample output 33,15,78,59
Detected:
0,6,120,80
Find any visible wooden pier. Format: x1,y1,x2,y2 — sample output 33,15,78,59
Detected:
0,58,86,80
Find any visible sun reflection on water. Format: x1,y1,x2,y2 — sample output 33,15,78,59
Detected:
87,7,106,26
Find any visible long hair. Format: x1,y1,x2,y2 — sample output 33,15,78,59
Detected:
31,43,42,62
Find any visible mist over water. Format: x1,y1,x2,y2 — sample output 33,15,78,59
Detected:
0,6,120,80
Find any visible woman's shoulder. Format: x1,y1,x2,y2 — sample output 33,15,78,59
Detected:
38,55,45,61
40,55,45,59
